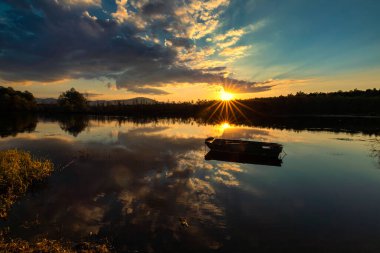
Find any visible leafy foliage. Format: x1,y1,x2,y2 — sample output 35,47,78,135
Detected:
58,88,88,112
0,87,36,112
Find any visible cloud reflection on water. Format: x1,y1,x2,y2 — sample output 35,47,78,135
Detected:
2,116,380,252
2,123,247,252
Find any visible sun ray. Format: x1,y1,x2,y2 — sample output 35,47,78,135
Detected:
230,101,251,122
207,101,225,122
203,88,261,124
233,100,256,111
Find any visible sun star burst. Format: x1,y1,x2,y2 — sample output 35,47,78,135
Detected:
220,90,234,101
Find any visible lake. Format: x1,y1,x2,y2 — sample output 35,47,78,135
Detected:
1,115,380,252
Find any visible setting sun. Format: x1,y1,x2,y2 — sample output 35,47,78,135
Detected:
220,90,234,101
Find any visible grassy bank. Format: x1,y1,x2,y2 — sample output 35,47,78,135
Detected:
0,149,53,218
0,149,111,252
0,236,110,253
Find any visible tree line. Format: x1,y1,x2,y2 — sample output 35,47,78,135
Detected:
1,86,380,117
237,89,380,117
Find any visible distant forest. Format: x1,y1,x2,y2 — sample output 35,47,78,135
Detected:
1,86,380,118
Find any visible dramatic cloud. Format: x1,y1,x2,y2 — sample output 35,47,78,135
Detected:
60,0,102,6
0,0,273,94
220,45,251,57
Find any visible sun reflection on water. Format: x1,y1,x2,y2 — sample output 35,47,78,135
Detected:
216,122,232,136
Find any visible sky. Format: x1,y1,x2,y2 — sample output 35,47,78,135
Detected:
0,0,379,101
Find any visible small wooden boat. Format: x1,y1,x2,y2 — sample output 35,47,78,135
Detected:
205,150,283,166
205,137,283,158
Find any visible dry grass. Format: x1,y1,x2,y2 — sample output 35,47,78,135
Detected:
0,236,110,253
0,149,112,252
0,149,54,218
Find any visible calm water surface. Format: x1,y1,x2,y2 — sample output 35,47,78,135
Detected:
1,116,380,252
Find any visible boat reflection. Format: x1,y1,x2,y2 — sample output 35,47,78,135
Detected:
205,150,283,167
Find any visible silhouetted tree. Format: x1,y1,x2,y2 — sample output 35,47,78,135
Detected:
0,86,36,112
57,88,88,112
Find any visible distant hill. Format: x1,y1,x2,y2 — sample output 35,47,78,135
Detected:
88,97,157,106
37,97,157,105
36,98,58,104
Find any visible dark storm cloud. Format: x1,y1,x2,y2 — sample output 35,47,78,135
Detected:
0,0,273,94
204,66,227,72
112,64,272,93
168,37,193,49
142,1,167,16
127,86,170,95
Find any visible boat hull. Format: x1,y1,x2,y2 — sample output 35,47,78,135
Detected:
205,138,283,158
205,151,283,167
